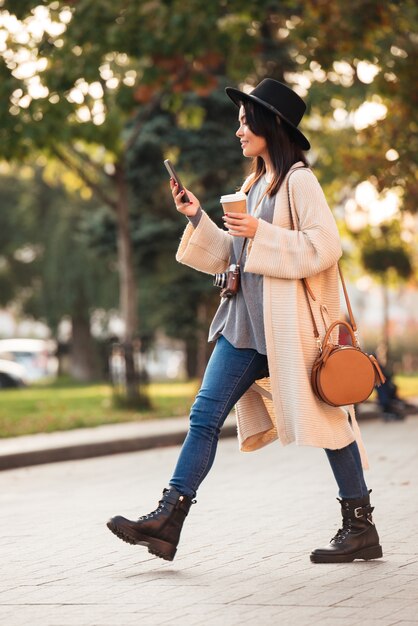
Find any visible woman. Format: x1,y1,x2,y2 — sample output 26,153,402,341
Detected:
107,79,382,565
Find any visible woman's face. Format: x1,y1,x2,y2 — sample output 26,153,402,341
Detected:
236,105,268,160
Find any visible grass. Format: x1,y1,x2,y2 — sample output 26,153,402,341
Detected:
0,373,417,439
0,378,199,438
395,374,418,399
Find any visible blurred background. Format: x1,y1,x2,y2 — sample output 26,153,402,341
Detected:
0,0,416,436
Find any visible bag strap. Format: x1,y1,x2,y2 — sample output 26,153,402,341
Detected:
235,238,247,267
286,166,359,349
337,265,358,334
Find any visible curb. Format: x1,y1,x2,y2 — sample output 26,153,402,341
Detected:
1,400,416,472
0,422,237,472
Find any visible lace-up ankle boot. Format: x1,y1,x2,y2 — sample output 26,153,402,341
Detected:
310,492,383,563
106,487,195,561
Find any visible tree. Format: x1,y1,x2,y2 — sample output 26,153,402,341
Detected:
360,221,414,364
0,165,117,380
0,169,40,311
0,0,263,393
247,1,418,214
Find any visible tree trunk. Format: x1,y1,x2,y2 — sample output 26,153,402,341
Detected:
113,163,149,407
196,300,209,379
184,302,214,380
114,163,138,344
185,337,198,379
69,311,99,382
381,275,390,367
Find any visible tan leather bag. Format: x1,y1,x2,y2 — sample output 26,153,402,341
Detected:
286,167,385,407
311,320,385,407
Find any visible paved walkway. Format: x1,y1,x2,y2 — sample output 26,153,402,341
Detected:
1,415,418,625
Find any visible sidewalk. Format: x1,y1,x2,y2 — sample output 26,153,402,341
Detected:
1,415,418,625
2,399,412,471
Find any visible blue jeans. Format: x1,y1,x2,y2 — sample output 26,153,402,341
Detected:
169,336,369,500
325,442,369,499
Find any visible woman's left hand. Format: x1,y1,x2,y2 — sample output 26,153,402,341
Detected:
222,212,259,238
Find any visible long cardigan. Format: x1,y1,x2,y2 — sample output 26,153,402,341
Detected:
176,164,368,468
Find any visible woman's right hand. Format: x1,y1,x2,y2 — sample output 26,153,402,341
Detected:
170,179,200,217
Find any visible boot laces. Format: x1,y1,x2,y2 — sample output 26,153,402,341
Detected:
331,520,351,544
137,490,195,521
138,498,166,521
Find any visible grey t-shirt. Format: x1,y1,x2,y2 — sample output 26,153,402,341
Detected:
207,176,275,355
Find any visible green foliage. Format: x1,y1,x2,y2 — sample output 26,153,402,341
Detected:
0,169,42,306
296,1,417,213
1,1,416,203
126,85,244,343
0,166,117,330
359,222,414,282
0,0,266,161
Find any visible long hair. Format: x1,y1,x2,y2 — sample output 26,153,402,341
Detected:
240,100,309,197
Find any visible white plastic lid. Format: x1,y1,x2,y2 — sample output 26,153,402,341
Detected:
220,191,246,203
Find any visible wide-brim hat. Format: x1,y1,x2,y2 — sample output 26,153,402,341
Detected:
225,78,310,151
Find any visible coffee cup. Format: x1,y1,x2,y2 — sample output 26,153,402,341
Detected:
220,191,247,214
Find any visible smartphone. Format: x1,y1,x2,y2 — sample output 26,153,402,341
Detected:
164,159,190,203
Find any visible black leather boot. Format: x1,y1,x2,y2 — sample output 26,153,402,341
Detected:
310,493,383,563
106,487,194,561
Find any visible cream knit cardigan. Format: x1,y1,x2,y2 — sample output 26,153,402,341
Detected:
176,164,368,468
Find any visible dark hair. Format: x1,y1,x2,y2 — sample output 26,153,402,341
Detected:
240,100,309,197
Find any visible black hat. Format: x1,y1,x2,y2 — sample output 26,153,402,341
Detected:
225,78,310,151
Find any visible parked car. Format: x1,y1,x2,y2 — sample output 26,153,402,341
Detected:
0,358,26,388
0,338,58,382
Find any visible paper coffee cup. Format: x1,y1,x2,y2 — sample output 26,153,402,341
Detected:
220,191,247,214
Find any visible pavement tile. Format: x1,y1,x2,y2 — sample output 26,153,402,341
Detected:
312,614,398,626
